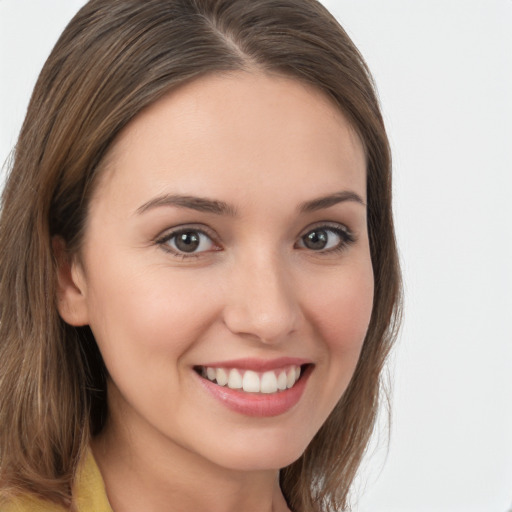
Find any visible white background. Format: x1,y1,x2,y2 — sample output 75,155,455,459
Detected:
1,1,511,511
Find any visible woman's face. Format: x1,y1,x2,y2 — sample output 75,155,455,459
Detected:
60,72,373,470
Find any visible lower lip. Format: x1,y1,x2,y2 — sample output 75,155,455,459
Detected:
197,365,312,417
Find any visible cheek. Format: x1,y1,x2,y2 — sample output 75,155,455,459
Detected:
83,267,224,423
323,286,373,353
301,258,374,394
84,263,221,368
292,260,374,441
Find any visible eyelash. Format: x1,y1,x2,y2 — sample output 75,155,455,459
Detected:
155,223,356,259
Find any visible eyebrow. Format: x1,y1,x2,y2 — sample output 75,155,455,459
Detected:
136,194,238,216
136,190,365,216
298,191,366,212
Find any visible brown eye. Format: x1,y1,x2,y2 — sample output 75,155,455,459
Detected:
303,230,329,250
163,229,216,254
175,231,201,252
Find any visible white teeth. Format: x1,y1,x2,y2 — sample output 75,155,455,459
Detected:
277,371,287,390
260,371,278,394
228,369,243,389
201,364,304,394
242,370,260,393
286,368,296,389
216,368,228,386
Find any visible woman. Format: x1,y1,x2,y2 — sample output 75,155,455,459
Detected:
0,0,402,511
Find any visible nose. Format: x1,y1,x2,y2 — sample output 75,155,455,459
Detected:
222,251,301,344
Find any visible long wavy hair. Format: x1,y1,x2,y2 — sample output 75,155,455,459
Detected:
0,0,402,510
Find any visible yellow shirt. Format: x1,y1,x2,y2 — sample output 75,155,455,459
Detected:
1,450,113,512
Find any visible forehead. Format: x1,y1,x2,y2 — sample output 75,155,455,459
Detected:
92,71,366,211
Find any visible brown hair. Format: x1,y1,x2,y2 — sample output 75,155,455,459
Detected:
0,0,402,510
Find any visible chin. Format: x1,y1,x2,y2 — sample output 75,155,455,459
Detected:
195,428,312,472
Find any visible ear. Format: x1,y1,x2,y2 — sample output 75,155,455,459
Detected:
53,236,89,326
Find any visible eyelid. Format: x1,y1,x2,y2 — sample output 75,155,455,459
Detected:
298,221,353,238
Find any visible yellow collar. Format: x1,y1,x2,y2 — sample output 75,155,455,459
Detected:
73,448,113,511
1,449,112,512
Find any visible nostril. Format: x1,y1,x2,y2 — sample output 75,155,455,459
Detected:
221,271,300,343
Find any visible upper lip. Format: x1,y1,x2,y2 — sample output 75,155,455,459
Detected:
196,357,311,372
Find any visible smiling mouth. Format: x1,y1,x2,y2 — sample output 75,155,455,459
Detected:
194,364,309,394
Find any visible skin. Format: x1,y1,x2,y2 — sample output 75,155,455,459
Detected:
56,71,374,512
